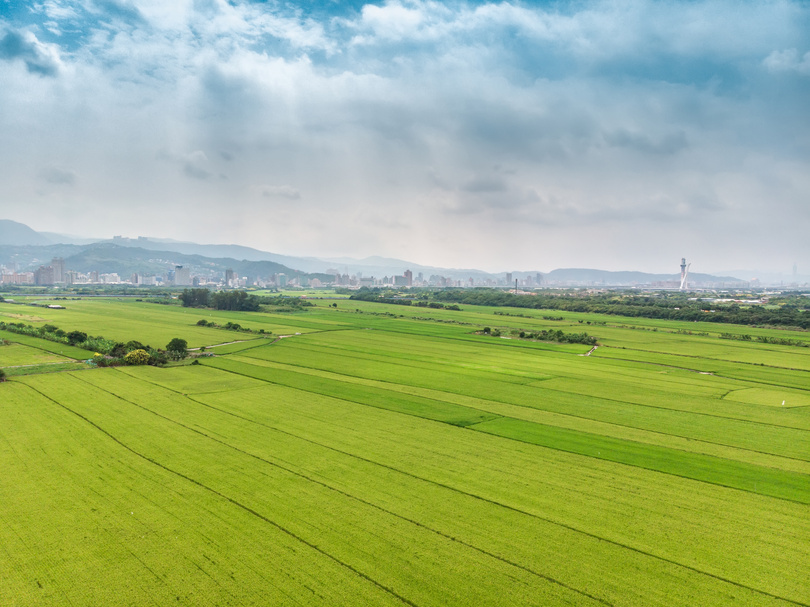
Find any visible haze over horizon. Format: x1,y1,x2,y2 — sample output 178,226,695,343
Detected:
1,1,808,275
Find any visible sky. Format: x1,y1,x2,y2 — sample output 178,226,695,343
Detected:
0,0,808,274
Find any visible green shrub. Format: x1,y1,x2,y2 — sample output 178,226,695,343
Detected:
124,349,150,365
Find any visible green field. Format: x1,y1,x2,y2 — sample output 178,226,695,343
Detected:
1,296,808,605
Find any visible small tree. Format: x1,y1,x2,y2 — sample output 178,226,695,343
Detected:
166,338,188,359
67,330,88,345
124,349,150,365
0,368,6,382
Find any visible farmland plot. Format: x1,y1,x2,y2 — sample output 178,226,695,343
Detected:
1,300,808,606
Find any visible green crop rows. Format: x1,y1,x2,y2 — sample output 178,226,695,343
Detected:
1,297,808,606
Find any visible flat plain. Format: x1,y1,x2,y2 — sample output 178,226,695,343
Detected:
1,296,808,606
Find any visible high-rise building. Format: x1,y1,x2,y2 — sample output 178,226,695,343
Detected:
174,265,191,286
505,272,513,285
225,268,235,287
51,257,66,284
35,265,55,285
404,269,413,287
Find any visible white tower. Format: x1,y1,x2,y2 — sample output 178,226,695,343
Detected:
679,258,691,291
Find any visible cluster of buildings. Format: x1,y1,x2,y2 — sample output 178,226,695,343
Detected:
0,258,195,288
333,270,543,289
1,256,544,291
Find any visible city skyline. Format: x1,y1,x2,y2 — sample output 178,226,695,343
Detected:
1,1,808,274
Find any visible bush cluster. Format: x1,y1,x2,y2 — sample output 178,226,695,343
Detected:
196,319,271,334
481,325,597,345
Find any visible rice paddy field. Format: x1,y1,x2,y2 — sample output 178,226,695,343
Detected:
1,296,808,606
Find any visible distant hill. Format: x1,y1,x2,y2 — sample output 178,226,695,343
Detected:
63,243,303,280
0,219,53,246
105,237,330,272
0,219,774,287
543,268,746,286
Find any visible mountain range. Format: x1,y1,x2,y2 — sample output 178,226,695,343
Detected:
0,219,795,287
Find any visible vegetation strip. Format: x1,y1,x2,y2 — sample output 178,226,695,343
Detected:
19,381,421,607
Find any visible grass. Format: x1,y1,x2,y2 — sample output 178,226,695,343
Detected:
0,341,75,366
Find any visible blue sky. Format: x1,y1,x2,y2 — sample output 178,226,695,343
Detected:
1,0,808,274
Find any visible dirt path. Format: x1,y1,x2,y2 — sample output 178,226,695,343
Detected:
189,340,250,351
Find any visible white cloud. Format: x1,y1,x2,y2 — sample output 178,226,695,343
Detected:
763,48,810,75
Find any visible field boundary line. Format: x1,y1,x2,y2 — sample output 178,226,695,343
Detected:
534,381,810,432
21,380,421,607
598,345,810,375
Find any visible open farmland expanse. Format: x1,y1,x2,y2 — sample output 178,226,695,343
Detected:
1,296,809,606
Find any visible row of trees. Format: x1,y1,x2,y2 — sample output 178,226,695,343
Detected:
180,289,261,311
0,320,188,366
180,289,315,312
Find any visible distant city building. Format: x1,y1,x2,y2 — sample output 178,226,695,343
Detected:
34,265,55,285
277,273,287,287
1,272,34,285
505,272,512,286
225,268,236,287
174,265,191,286
50,257,66,284
404,269,413,287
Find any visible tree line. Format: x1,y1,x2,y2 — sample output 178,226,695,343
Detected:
428,289,809,329
180,289,314,312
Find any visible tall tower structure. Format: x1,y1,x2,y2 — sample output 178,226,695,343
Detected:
679,258,690,291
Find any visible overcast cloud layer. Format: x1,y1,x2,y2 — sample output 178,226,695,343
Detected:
0,0,808,274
